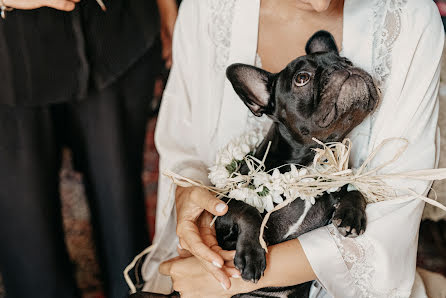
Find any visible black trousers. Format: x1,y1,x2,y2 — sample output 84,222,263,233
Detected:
0,50,157,298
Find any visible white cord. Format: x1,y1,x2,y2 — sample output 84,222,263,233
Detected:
123,244,156,294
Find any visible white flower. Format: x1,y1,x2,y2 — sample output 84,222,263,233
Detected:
347,184,358,192
272,192,284,204
290,164,299,175
326,187,340,193
219,151,233,165
209,165,229,188
228,188,248,201
229,188,267,213
241,143,251,154
232,146,245,161
249,136,259,146
272,169,281,179
253,172,270,188
264,195,275,212
284,187,301,201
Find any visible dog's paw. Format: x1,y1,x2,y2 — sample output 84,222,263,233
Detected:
332,206,366,238
234,245,266,283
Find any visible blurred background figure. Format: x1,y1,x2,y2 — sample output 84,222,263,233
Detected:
435,0,446,30
0,0,178,297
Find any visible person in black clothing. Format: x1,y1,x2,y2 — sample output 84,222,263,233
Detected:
0,0,179,297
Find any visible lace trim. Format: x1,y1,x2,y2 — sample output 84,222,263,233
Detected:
208,0,236,72
372,0,408,88
328,226,411,298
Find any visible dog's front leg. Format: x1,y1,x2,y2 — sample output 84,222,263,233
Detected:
215,199,266,283
332,187,367,237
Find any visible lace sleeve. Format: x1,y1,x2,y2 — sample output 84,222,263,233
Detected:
208,0,236,72
371,0,407,89
327,225,411,298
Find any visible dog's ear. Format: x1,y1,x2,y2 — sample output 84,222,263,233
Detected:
305,30,339,55
226,63,274,116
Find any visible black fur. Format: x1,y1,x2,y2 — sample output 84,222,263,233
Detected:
216,30,379,297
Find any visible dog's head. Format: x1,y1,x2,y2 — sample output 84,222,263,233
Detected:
226,30,380,144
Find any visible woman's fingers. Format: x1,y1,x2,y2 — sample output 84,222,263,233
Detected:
225,266,241,278
219,249,236,261
177,220,224,267
190,188,228,216
159,256,181,276
197,256,232,290
177,243,192,258
220,250,240,277
42,0,76,11
160,255,232,291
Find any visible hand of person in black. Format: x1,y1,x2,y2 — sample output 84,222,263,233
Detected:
156,0,178,69
4,0,80,11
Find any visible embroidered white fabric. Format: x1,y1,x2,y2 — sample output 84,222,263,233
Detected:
371,0,407,89
208,0,236,72
209,0,411,296
327,226,411,298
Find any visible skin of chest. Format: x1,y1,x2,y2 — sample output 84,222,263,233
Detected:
258,0,344,73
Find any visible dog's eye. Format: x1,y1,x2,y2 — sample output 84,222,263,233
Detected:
294,72,311,87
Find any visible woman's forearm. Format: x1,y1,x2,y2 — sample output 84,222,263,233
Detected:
230,239,316,293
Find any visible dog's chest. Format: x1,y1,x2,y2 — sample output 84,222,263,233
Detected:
263,193,336,245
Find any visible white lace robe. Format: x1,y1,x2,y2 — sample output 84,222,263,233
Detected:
141,0,444,297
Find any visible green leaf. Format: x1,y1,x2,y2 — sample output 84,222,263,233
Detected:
257,186,270,197
225,159,238,174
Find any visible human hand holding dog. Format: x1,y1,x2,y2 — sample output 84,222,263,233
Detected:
160,252,247,298
160,238,316,296
174,186,233,288
3,0,79,11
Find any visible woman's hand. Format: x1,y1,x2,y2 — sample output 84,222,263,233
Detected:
156,0,178,69
160,253,257,298
175,186,232,287
162,237,317,296
3,0,79,11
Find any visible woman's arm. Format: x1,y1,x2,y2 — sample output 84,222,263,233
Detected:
160,238,316,296
232,239,316,290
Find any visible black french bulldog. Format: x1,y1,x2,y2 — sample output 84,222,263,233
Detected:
214,30,379,297
130,30,379,298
